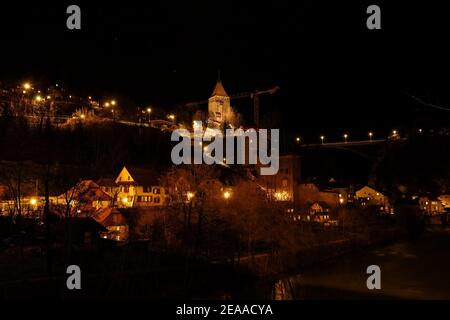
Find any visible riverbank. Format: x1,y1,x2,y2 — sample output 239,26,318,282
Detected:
269,226,450,300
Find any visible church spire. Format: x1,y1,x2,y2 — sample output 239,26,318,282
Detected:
211,77,228,97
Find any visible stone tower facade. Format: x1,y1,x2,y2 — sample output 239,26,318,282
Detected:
208,80,232,127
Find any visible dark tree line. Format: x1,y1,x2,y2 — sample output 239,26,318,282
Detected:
0,114,173,176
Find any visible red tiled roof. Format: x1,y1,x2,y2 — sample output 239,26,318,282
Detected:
96,177,116,187
123,167,159,186
211,80,228,97
92,208,127,227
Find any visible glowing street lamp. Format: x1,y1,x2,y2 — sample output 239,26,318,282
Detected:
111,100,116,106
35,95,42,102
320,135,325,144
223,191,231,199
80,114,86,119
296,137,301,143
343,133,348,143
30,198,37,206
168,114,175,121
104,102,110,107
369,131,373,141
23,82,31,90
187,192,194,201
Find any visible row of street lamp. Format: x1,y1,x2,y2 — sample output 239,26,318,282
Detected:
139,106,176,122
22,82,178,125
294,129,410,144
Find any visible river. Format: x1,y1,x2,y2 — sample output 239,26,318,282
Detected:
273,227,450,299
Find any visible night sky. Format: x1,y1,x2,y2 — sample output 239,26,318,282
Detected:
1,1,449,139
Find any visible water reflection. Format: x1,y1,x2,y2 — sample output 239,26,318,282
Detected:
273,227,450,300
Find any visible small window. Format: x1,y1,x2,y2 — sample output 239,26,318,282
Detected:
137,196,142,202
144,186,151,193
153,188,161,195
124,185,129,193
154,197,160,203
128,176,131,181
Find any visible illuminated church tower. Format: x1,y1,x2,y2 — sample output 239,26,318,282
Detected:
208,80,232,128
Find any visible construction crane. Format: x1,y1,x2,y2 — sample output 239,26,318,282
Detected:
185,86,280,126
234,86,280,127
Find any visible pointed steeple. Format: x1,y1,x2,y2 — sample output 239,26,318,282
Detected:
211,80,228,97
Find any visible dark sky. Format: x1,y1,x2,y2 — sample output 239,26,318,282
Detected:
1,1,449,139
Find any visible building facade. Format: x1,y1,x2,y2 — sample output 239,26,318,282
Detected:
355,186,392,213
208,80,233,128
115,166,167,208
